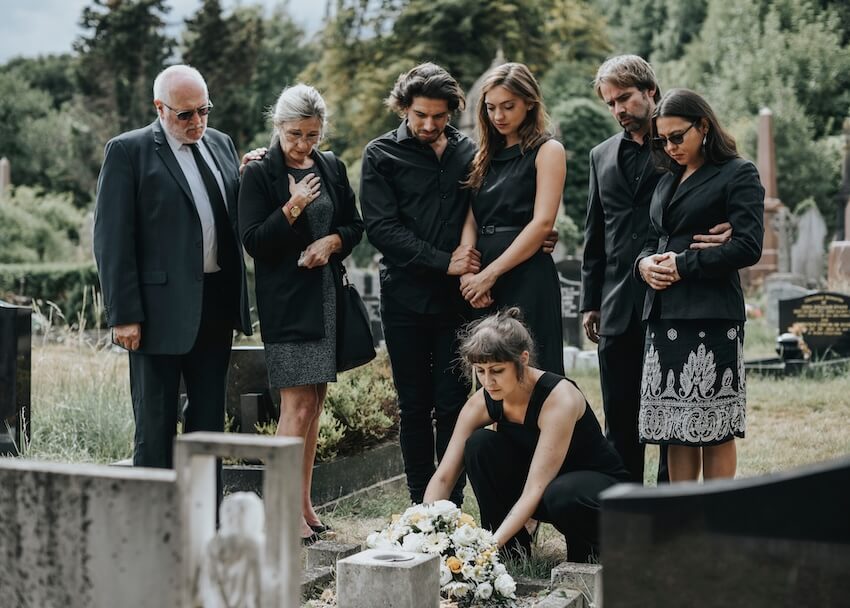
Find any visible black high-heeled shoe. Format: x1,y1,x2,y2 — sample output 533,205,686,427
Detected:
308,522,331,535
301,531,322,546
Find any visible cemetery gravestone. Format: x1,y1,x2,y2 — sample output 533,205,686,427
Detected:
559,276,582,348
790,205,827,286
778,292,850,357
0,300,31,455
600,456,850,608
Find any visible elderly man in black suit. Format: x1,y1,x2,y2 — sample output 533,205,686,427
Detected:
581,55,731,484
93,64,252,468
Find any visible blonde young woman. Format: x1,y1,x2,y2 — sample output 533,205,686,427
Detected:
459,63,567,374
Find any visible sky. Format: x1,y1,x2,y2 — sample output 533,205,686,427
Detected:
0,0,328,63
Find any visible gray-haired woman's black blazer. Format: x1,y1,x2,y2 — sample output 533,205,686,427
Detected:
635,157,765,321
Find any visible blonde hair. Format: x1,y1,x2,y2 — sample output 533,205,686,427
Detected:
464,63,551,191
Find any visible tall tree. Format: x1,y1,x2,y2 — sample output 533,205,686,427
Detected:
74,0,174,132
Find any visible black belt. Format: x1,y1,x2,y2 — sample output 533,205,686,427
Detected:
479,225,523,235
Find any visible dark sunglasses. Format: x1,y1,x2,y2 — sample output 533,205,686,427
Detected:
652,121,697,148
162,101,214,121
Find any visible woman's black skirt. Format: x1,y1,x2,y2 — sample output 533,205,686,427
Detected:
639,319,746,447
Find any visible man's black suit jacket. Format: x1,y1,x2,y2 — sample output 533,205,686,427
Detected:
636,158,765,321
581,132,663,336
93,119,252,355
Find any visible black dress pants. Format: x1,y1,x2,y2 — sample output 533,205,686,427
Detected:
464,428,618,563
598,314,668,483
381,296,469,506
129,272,234,469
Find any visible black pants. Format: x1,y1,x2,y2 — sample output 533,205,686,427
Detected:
598,314,668,484
464,428,618,563
129,273,234,469
381,297,469,505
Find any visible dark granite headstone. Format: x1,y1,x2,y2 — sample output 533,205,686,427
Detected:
224,346,276,430
0,300,31,455
778,292,850,357
600,457,850,607
559,275,582,348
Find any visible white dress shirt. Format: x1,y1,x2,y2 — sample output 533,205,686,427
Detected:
163,128,228,273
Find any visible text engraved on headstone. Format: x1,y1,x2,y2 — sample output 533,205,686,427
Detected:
779,292,850,357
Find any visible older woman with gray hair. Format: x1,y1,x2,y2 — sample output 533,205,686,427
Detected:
239,84,364,545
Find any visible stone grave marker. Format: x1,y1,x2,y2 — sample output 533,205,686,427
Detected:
336,549,440,608
559,276,582,348
790,205,827,286
600,456,850,607
763,274,810,328
0,299,31,455
778,291,850,357
0,156,10,198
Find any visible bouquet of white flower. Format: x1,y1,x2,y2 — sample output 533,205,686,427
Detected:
366,500,517,606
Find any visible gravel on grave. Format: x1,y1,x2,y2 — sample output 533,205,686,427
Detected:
304,589,544,607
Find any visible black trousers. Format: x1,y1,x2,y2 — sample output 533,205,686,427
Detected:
129,273,234,469
464,428,618,563
381,296,469,505
598,314,668,484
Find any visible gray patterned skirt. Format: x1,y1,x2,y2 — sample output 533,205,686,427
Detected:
639,319,746,446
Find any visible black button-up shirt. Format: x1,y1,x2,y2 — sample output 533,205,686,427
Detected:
618,130,653,193
360,121,476,313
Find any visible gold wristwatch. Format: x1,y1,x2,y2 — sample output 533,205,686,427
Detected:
288,203,302,219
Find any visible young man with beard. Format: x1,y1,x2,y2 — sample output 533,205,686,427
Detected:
361,63,557,506
581,55,731,484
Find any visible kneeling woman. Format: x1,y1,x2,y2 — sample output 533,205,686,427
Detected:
423,309,630,562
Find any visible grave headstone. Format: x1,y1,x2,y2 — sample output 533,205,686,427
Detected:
790,205,827,287
0,157,10,198
336,549,440,608
778,292,850,357
600,456,850,608
763,274,810,329
0,300,31,455
751,108,788,282
828,241,850,288
225,346,276,429
559,276,582,348
362,294,384,346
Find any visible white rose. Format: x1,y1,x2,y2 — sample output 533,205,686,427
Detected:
415,517,435,533
493,563,507,577
429,499,460,519
494,573,517,598
401,532,425,553
390,525,411,542
450,524,479,547
439,564,453,586
474,581,493,600
366,532,381,548
460,564,476,580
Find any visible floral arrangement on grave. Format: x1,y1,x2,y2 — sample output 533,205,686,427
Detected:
366,500,517,606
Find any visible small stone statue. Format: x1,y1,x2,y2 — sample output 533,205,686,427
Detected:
196,492,265,608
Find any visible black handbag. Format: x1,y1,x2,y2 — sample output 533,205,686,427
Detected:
336,263,376,372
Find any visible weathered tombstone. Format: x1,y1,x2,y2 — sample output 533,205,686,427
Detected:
828,241,850,288
763,275,811,328
336,549,440,608
0,299,31,455
600,456,850,607
750,108,788,283
778,292,850,358
0,432,302,607
559,276,582,348
175,432,303,608
790,205,827,286
362,294,384,346
0,156,10,198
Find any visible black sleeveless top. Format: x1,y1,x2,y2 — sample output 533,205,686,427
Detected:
483,372,630,480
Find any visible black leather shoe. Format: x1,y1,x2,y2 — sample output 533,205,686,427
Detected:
301,532,321,546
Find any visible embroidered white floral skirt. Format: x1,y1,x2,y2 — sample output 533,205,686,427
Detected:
639,319,746,446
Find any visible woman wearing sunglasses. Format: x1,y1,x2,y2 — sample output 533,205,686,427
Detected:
635,88,764,482
238,84,363,544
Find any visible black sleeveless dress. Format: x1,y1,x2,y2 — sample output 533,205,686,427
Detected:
483,372,629,480
472,142,565,374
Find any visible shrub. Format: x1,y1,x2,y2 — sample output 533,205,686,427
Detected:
0,262,102,329
257,350,399,462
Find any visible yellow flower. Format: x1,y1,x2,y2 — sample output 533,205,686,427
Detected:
391,513,401,523
446,556,463,574
458,513,476,527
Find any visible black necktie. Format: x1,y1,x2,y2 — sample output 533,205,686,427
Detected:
189,142,235,270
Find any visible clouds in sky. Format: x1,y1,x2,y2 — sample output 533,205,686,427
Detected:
0,0,326,63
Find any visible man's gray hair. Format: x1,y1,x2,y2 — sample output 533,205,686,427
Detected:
270,84,327,133
152,65,208,103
